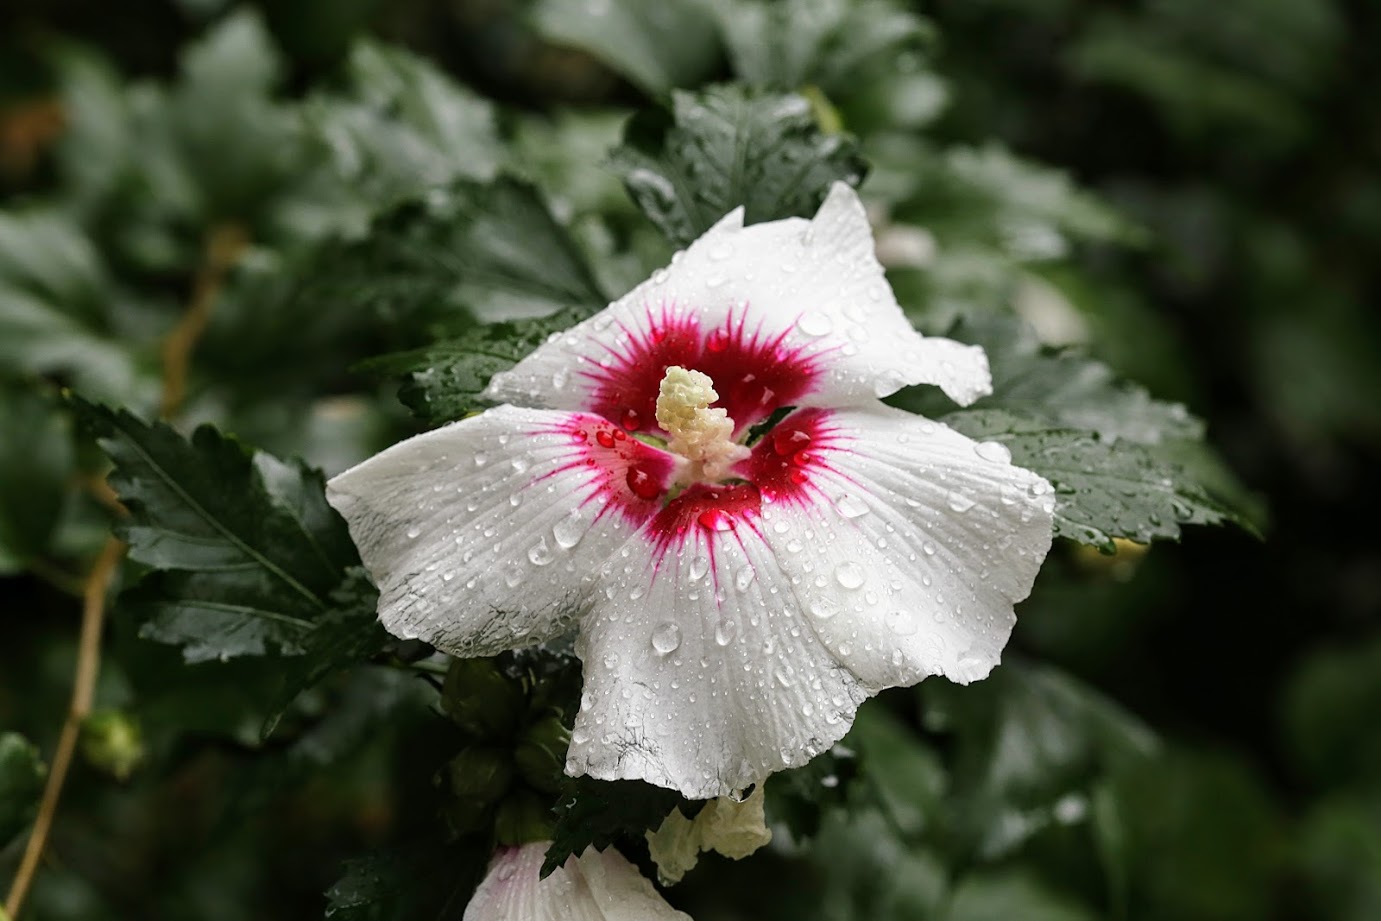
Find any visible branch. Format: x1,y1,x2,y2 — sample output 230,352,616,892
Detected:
3,536,124,918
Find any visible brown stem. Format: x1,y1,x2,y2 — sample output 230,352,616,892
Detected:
5,223,246,918
158,223,248,419
3,536,124,918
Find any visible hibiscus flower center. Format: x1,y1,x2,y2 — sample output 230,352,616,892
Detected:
654,366,752,485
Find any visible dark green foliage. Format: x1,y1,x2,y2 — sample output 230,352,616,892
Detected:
609,85,867,247
0,383,74,569
325,837,486,921
363,306,592,427
292,177,606,336
764,745,858,842
542,777,695,877
0,732,46,846
945,409,1254,552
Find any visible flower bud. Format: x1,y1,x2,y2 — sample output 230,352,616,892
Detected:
441,659,524,739
80,709,143,781
513,715,571,794
444,747,513,834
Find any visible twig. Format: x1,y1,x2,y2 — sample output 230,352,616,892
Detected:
4,536,124,918
5,224,246,918
158,223,248,419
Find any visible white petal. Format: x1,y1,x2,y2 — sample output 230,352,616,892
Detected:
484,183,991,433
327,406,681,656
754,405,1055,687
566,499,871,799
464,843,691,921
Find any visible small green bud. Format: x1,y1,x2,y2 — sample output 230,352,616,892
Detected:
441,659,524,739
514,715,572,794
80,710,143,781
494,789,556,846
443,747,513,834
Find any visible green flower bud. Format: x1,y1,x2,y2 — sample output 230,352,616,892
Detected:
514,715,572,794
443,747,514,835
494,789,556,846
80,710,143,781
441,659,524,739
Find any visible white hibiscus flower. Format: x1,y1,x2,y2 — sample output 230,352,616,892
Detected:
464,844,690,921
327,183,1056,800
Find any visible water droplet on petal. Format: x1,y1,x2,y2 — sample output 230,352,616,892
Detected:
735,565,756,591
836,495,869,518
975,440,1012,464
947,490,976,513
796,311,834,337
651,622,682,655
688,555,710,581
528,538,554,566
809,598,840,620
405,525,422,539
553,515,584,550
835,562,865,589
714,620,736,646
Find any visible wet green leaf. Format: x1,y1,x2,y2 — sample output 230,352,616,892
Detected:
74,400,364,663
542,777,695,877
609,85,867,247
530,0,722,96
944,409,1256,550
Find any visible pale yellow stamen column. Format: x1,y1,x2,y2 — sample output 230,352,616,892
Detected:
655,366,751,483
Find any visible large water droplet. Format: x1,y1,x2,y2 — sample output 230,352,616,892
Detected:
651,622,682,655
836,494,870,518
886,610,919,636
834,561,865,589
553,515,584,550
796,311,834,337
714,620,737,646
809,598,841,620
688,555,710,581
405,525,422,539
735,565,756,592
975,440,1012,464
947,490,976,513
528,538,554,566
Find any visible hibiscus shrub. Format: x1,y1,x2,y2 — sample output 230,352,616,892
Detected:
8,1,1372,920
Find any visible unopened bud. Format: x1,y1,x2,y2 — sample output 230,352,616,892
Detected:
441,658,524,738
514,715,572,794
81,710,143,781
444,747,513,834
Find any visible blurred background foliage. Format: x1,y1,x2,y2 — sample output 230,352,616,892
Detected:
0,0,1377,919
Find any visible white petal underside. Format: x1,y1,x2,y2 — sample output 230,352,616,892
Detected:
326,406,677,656
463,844,691,921
484,183,991,413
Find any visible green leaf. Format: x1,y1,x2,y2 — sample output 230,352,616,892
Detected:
608,85,867,248
898,313,1204,445
262,567,386,738
327,837,486,921
943,409,1255,551
848,703,945,840
923,660,1156,860
362,306,591,427
530,0,723,96
944,870,1098,921
74,400,362,662
307,42,500,212
1282,635,1381,791
0,732,47,846
0,212,150,403
714,0,935,95
542,777,692,877
765,744,859,842
0,383,74,567
293,177,606,330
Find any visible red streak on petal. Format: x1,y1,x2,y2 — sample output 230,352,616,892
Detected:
538,415,677,525
584,302,820,435
647,482,762,556
745,409,846,505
